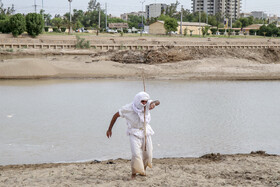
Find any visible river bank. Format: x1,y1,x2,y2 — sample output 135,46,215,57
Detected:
1,51,280,80
1,35,280,80
0,153,279,186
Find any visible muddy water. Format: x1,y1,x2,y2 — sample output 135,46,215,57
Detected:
1,79,280,165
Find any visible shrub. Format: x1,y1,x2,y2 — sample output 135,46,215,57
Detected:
25,13,44,37
123,28,128,33
52,27,59,32
235,30,240,35
249,29,258,35
164,17,178,36
44,26,49,32
75,36,90,49
210,28,217,35
9,13,26,37
218,29,225,35
202,26,210,37
0,18,11,33
61,27,66,32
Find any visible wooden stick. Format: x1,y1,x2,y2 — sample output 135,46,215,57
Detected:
142,72,146,92
142,71,147,151
144,106,147,152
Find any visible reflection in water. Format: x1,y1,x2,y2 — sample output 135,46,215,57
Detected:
0,80,280,165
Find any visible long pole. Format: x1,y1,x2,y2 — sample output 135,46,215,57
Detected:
98,6,101,30
42,0,45,31
142,72,147,151
105,3,107,31
180,5,183,35
140,0,145,36
68,0,72,34
34,0,37,13
199,10,201,37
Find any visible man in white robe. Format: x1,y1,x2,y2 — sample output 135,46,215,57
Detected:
106,91,160,178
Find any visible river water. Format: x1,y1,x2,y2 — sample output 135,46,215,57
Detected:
1,79,280,165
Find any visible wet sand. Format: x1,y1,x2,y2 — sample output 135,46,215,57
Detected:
0,153,280,186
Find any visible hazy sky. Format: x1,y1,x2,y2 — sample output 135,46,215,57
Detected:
2,0,280,17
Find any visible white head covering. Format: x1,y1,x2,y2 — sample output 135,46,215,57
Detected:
132,92,151,124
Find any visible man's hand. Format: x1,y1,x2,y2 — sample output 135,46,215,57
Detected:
106,129,112,138
149,103,156,110
149,100,160,110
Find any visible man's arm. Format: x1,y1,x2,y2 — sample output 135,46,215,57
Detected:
106,112,120,138
149,100,160,110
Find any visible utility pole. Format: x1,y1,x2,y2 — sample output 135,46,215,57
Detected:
199,10,201,37
230,0,232,29
180,5,183,35
98,5,101,35
68,0,72,34
140,0,145,36
42,0,45,31
34,0,38,13
105,3,107,31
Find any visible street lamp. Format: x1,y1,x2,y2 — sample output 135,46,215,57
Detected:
140,0,145,36
68,0,72,34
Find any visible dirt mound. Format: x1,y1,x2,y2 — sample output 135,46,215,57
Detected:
109,47,280,64
200,153,224,161
111,48,193,64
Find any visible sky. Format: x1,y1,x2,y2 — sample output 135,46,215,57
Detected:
1,0,280,18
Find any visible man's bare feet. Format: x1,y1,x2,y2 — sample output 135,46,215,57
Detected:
131,174,136,179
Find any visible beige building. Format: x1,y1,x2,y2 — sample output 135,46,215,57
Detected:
108,23,129,29
149,21,211,35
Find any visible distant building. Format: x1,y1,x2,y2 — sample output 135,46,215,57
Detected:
240,12,252,18
108,23,129,30
149,20,211,35
192,0,241,19
145,3,168,19
268,15,279,24
120,11,146,21
251,11,268,19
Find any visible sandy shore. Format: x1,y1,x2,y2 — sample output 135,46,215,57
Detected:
0,35,280,80
1,50,280,80
0,153,280,186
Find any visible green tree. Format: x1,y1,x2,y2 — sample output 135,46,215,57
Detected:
233,20,242,28
210,28,217,35
157,14,169,21
72,9,84,23
165,1,179,17
147,17,158,25
0,17,10,33
258,25,267,36
128,15,143,29
0,1,15,15
164,17,178,35
108,17,125,23
51,17,63,30
239,17,249,28
73,20,83,31
9,13,26,37
88,0,100,11
202,26,209,37
40,9,52,26
25,13,44,37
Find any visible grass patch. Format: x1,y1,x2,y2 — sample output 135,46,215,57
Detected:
75,35,90,49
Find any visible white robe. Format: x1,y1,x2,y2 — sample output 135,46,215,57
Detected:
119,96,154,175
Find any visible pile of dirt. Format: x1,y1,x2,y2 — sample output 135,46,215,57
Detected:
110,48,194,64
200,153,224,161
109,47,280,64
